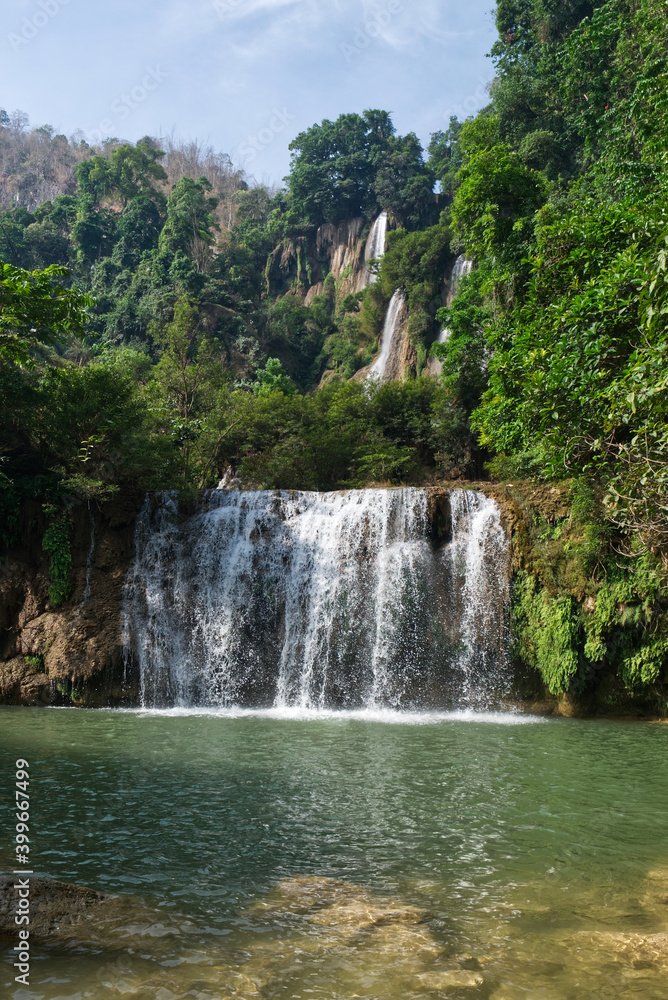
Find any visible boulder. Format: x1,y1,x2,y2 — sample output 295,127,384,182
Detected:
0,874,196,950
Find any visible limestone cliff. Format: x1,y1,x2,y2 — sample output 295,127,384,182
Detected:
265,213,425,383
0,494,142,706
265,218,370,303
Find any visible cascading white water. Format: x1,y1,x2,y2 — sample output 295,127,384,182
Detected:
123,489,511,711
360,211,388,288
360,212,408,381
449,254,474,295
367,289,406,381
446,491,510,706
429,255,474,377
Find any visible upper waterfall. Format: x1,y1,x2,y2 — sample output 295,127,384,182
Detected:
429,255,474,377
450,254,474,292
358,211,388,290
123,488,511,712
367,289,407,381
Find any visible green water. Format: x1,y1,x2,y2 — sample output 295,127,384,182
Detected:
1,707,667,999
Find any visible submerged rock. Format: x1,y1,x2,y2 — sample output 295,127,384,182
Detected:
0,874,106,940
49,960,262,1000
0,873,484,997
242,875,483,994
642,866,668,912
573,930,668,973
416,969,484,990
250,875,428,923
0,874,197,950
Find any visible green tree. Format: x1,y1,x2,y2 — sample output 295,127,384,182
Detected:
71,196,118,271
159,177,219,270
0,263,91,363
150,297,234,486
287,110,395,225
451,142,549,268
428,118,465,200
253,357,296,396
111,195,162,268
0,208,33,266
372,132,436,230
35,351,156,496
76,141,167,208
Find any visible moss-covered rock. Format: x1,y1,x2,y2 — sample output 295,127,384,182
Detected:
0,491,142,707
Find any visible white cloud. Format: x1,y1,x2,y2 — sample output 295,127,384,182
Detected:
357,0,468,51
157,0,481,60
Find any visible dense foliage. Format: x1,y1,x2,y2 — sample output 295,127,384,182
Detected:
440,0,668,702
287,110,437,230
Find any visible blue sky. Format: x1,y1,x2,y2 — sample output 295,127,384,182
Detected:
2,0,497,185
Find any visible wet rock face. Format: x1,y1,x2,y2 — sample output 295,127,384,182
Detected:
316,218,364,286
0,493,142,706
380,293,417,383
0,485,514,711
426,491,453,550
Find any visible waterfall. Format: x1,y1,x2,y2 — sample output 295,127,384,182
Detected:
360,213,407,381
367,290,406,382
429,255,474,377
447,491,510,706
360,211,388,288
449,254,474,295
123,489,511,711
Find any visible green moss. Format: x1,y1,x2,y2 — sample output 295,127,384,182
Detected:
415,340,427,374
512,571,581,695
24,654,45,672
42,505,73,607
622,636,668,687
509,485,668,703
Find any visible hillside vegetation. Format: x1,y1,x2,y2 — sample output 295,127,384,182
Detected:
1,0,667,711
